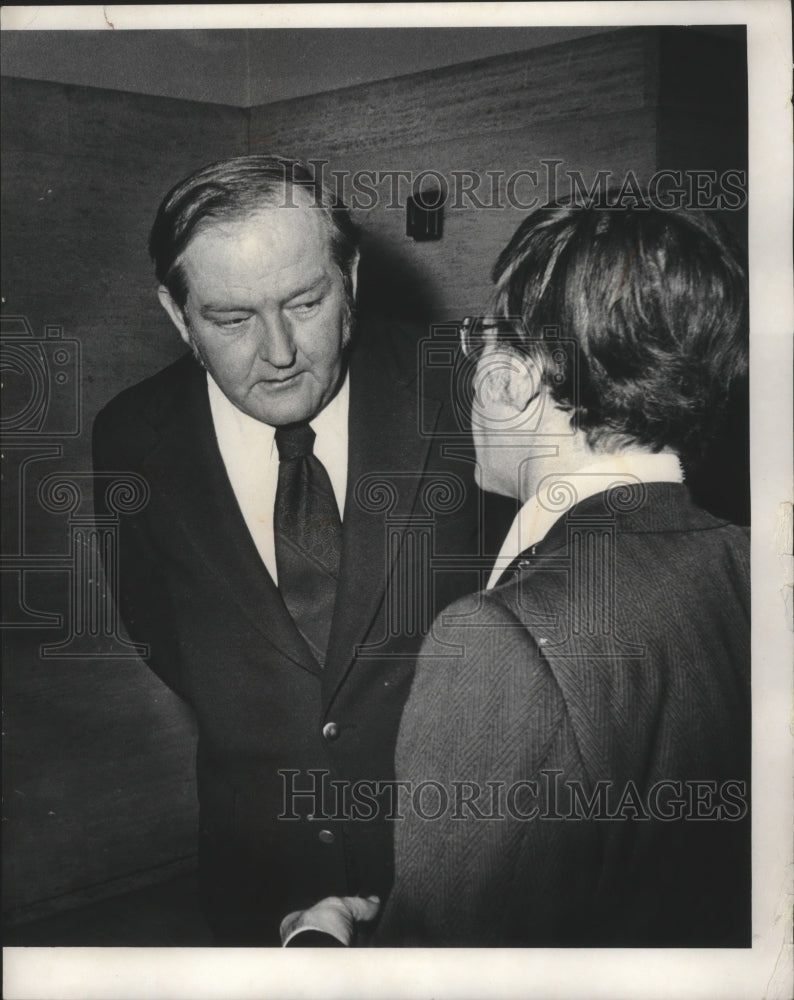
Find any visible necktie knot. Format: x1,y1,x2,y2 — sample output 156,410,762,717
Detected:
275,422,315,461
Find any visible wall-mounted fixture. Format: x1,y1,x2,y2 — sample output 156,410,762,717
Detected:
406,186,444,241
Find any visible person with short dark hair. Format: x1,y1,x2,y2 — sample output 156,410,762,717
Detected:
92,155,496,945
486,201,747,461
282,200,750,947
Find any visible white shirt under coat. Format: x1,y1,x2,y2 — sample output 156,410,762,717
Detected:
207,371,349,585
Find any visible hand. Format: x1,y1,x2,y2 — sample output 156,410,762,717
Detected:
280,894,381,946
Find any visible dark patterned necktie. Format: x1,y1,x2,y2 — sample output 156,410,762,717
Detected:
274,422,342,666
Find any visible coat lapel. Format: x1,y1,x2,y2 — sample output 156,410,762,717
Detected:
323,330,442,700
140,359,320,676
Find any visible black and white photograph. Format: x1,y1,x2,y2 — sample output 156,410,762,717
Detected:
1,3,791,998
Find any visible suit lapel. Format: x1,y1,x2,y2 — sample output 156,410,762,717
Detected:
141,360,320,676
323,331,441,699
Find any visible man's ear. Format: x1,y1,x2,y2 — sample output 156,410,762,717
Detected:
349,251,360,301
476,351,543,429
504,352,543,414
157,286,191,346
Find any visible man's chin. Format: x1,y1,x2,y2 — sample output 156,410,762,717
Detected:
239,385,320,427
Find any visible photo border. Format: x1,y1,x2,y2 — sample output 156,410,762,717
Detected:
2,3,791,998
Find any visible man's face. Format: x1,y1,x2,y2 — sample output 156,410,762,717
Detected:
160,202,355,426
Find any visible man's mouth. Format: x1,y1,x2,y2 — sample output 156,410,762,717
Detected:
261,372,302,387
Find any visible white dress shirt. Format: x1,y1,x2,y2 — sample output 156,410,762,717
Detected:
207,372,350,585
486,451,684,590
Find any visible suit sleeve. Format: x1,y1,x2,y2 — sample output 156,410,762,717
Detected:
92,404,187,699
372,593,600,947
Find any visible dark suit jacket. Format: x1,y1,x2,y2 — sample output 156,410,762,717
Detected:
375,483,751,947
92,318,507,944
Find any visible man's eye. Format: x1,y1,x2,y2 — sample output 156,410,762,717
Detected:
290,299,322,315
214,316,250,329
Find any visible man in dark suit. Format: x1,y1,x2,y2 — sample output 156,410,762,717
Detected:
92,155,499,945
282,200,750,947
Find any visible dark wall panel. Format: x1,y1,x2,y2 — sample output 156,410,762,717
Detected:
248,29,660,320
2,78,249,412
1,78,246,923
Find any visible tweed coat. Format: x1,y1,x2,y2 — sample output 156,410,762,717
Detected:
376,483,750,947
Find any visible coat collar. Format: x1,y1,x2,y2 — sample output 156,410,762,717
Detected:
486,455,685,590
499,482,729,583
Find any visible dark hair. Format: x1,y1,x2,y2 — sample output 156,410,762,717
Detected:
149,155,360,310
491,200,748,458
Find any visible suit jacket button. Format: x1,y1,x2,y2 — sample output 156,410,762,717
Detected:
322,722,340,741
318,829,335,845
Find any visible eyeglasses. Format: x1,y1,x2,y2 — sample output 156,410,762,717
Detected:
459,316,527,359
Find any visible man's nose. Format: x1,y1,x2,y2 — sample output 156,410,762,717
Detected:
258,315,296,368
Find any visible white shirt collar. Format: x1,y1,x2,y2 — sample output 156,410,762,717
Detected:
206,370,350,583
206,371,350,510
486,451,684,590
309,374,349,512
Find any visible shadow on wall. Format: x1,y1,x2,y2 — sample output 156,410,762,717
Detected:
686,378,750,527
356,231,443,323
